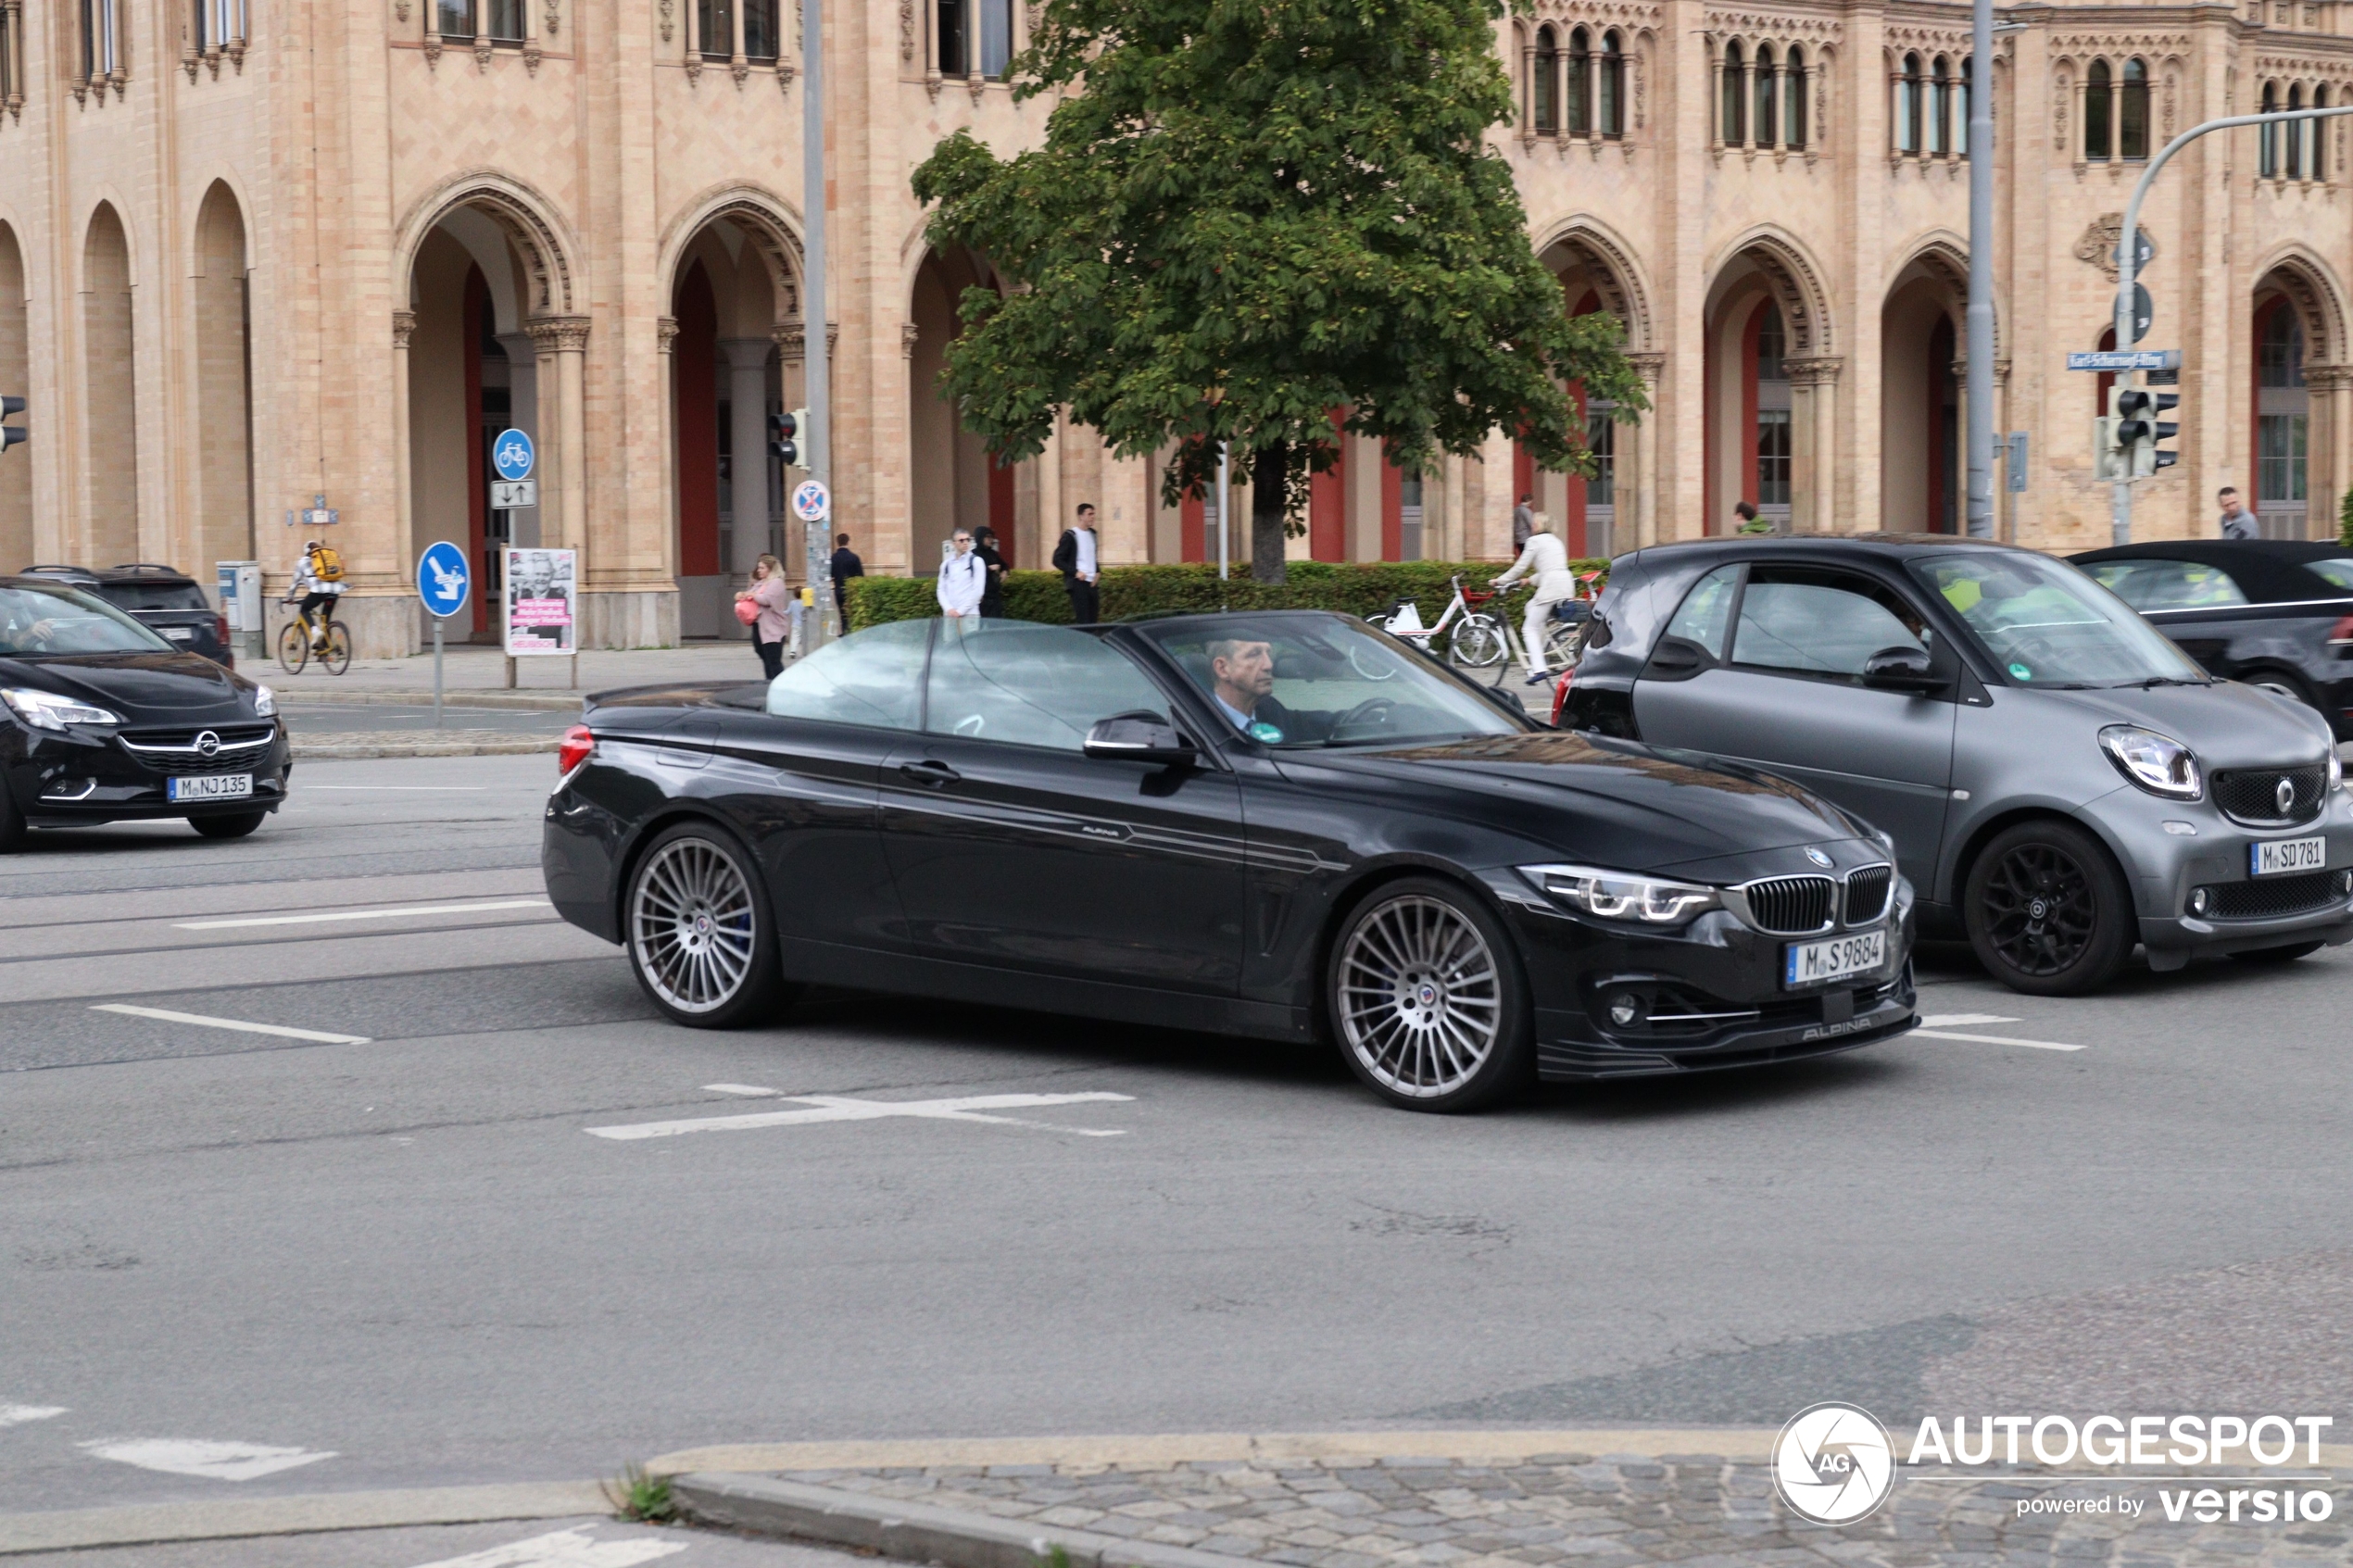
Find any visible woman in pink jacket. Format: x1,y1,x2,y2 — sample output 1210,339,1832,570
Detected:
736,554,793,679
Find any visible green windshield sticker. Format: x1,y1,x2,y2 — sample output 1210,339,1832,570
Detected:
1943,579,1983,613
1249,721,1285,743
2008,662,2032,681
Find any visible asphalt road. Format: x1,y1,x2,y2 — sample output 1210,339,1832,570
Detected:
6,752,2351,1532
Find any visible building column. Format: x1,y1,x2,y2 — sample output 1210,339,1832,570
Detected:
721,337,772,581
528,313,590,558
391,310,416,557
1784,357,1843,533
2307,365,2353,540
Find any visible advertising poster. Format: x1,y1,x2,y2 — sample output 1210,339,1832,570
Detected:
503,546,575,656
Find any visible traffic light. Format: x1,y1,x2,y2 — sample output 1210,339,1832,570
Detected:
769,408,809,468
0,395,23,455
2093,413,2127,482
2109,387,2182,480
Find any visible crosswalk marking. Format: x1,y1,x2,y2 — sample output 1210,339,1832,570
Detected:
588,1090,1136,1141
79,1436,337,1481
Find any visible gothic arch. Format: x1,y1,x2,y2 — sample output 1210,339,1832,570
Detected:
394,171,580,317
658,184,805,323
1887,232,1999,357
184,168,258,274
1708,226,1834,355
1534,215,1656,352
2250,244,2348,362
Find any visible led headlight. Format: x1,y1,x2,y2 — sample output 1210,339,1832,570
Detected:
252,684,276,719
1,687,124,732
1520,863,1722,925
2098,724,2202,801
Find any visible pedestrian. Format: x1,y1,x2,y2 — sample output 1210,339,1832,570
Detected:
829,533,865,629
1732,499,1773,535
973,525,1009,619
1051,503,1101,624
736,554,792,679
937,529,985,620
2217,486,2259,540
1512,493,1535,550
1491,513,1575,677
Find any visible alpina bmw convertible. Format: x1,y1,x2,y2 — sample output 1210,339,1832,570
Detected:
543,611,1916,1110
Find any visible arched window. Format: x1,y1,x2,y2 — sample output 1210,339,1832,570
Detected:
2121,57,2148,159
1722,41,1746,144
2260,81,2279,177
1959,56,1972,154
2086,59,2112,161
2287,84,2305,177
1599,31,1624,136
1930,56,1950,154
1785,46,1807,149
1567,28,1591,135
2316,86,2330,181
1895,54,1919,153
1534,27,1558,132
79,0,121,80
1755,44,1777,147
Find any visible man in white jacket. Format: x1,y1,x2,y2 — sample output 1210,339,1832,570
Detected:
1491,514,1574,676
936,530,986,619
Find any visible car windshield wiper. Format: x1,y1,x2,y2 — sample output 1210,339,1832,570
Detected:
2118,675,2208,688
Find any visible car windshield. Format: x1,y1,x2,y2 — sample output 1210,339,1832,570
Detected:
100,582,210,612
0,583,176,657
1907,551,2206,688
1140,614,1526,748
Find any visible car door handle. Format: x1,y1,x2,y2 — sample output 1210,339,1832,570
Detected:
898,759,962,786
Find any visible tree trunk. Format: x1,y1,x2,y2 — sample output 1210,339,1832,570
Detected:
1251,443,1289,583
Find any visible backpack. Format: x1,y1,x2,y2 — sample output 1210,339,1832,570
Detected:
309,546,346,583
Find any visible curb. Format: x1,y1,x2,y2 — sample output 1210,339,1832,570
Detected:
0,1480,609,1556
673,1473,1261,1568
273,689,585,712
292,732,561,759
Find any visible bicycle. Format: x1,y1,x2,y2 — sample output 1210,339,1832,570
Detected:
1365,575,1513,673
1440,580,1588,682
277,596,352,676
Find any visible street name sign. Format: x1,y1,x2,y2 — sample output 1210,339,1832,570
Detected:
2067,349,2180,372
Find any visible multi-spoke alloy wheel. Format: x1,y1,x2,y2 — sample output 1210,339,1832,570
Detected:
1963,820,2131,996
626,825,786,1027
1330,880,1529,1110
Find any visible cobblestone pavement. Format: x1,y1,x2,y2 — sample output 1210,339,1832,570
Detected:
772,1454,2352,1568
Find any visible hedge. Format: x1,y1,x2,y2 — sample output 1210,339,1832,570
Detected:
843,559,1610,634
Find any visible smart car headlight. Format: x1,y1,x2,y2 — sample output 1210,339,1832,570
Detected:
2098,724,2201,801
1519,863,1722,925
1,687,123,731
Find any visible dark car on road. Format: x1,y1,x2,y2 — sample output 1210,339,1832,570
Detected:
543,611,1918,1111
1563,535,2353,995
1,575,287,848
2069,540,2353,738
20,563,234,668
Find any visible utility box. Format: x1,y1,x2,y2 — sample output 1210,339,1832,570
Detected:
217,560,262,659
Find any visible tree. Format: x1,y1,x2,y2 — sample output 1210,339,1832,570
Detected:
911,0,1644,583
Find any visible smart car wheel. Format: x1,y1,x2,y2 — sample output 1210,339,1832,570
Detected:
1328,877,1531,1112
1964,820,2133,996
626,822,787,1028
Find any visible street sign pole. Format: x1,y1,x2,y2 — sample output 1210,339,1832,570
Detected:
416,543,472,730
1963,0,1995,536
2109,102,2353,544
801,0,832,649
434,617,445,730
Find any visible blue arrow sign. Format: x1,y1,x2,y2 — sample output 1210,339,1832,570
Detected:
491,427,535,483
417,540,471,620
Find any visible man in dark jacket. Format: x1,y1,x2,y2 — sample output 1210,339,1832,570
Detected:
973,526,1009,619
828,534,864,629
1050,503,1101,624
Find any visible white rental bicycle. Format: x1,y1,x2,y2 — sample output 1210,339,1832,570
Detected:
1369,575,1587,678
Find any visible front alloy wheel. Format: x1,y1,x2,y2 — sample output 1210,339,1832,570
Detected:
1963,820,2133,996
1330,878,1530,1111
627,824,786,1027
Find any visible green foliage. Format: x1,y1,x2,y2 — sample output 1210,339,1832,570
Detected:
844,559,1608,633
2339,485,2353,546
603,1463,676,1524
908,0,1646,573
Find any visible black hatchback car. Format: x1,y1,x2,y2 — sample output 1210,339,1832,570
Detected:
1,575,288,847
2070,540,2353,738
20,563,234,667
544,611,1916,1111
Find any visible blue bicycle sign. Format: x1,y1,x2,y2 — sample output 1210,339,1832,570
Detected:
492,428,535,483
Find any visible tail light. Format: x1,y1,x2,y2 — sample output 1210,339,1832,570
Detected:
2328,614,2353,647
217,614,234,668
1549,666,1574,727
557,723,595,776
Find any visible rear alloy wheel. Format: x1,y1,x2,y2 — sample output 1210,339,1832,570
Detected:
189,811,267,840
2230,940,2326,964
626,822,787,1028
1329,877,1531,1111
1964,820,2133,996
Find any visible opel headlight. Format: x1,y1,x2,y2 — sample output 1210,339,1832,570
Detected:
2,687,124,731
252,684,276,718
1520,863,1722,925
2098,724,2202,801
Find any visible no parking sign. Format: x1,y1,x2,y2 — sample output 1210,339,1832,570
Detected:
791,479,831,524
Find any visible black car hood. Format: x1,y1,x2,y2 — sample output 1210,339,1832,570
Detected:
0,650,254,721
1281,730,1877,870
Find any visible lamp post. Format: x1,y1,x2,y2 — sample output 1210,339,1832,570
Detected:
800,0,832,644
1963,0,1996,535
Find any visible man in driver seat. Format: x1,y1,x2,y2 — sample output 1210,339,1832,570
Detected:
1207,637,1331,743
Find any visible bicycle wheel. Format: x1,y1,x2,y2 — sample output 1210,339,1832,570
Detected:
321,622,352,676
1542,621,1585,671
1449,616,1507,671
276,621,309,675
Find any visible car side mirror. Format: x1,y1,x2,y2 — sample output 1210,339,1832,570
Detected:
1861,646,1940,691
1085,711,1198,765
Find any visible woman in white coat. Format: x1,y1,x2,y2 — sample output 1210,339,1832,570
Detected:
1491,513,1574,675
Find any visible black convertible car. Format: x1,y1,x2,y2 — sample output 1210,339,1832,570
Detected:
544,611,1917,1110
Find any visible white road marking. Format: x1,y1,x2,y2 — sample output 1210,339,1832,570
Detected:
1913,1028,2084,1052
408,1526,687,1568
90,1005,371,1046
305,785,491,792
174,898,550,930
588,1090,1136,1141
703,1083,785,1097
0,1403,66,1427
1919,1013,2021,1027
79,1437,337,1481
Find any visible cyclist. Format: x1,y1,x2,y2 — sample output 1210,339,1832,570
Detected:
1490,513,1574,677
290,540,344,654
